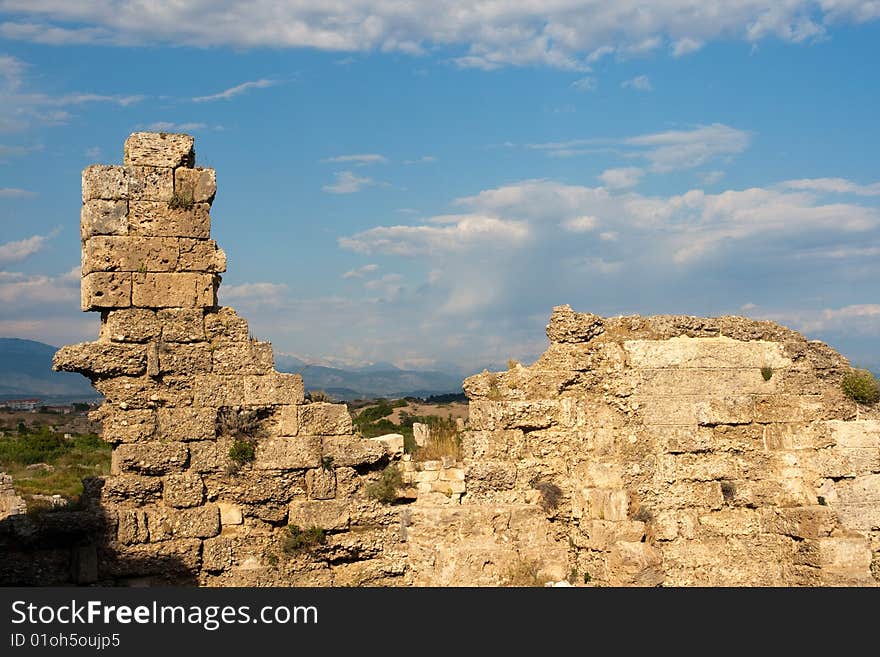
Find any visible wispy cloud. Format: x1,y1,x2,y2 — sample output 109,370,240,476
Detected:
321,154,387,166
403,155,436,165
219,282,288,302
671,37,704,57
621,75,653,91
142,121,208,132
323,171,378,194
192,79,277,102
0,229,58,263
625,123,750,172
778,178,880,196
342,263,379,279
0,187,36,198
570,76,596,92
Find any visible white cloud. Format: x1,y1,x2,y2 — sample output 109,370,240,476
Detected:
403,156,437,165
0,230,55,263
342,263,380,279
561,215,599,233
0,3,873,69
219,282,287,302
625,123,750,172
321,154,387,166
599,167,644,189
192,79,277,102
756,304,880,336
0,187,36,198
143,121,207,132
339,214,530,255
671,37,704,56
621,75,653,91
322,170,377,194
778,177,880,196
570,76,596,92
0,268,78,304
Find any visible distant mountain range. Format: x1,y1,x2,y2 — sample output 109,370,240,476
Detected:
0,338,98,403
0,338,464,403
274,354,464,401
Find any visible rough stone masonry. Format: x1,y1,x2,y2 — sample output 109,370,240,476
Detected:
4,132,876,586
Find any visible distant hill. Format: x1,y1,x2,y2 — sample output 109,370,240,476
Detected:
0,338,99,403
274,354,463,401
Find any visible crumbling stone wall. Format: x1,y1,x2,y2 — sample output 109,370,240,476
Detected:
50,133,411,586
24,132,878,587
451,306,880,586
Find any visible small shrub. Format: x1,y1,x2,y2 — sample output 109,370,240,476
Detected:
583,572,592,584
502,556,543,587
308,390,330,402
365,464,403,504
817,495,827,506
507,359,519,370
282,524,326,555
320,455,334,471
413,416,461,462
217,407,271,439
228,439,255,467
841,369,880,404
168,188,194,210
533,480,563,512
486,373,502,400
760,365,773,381
568,568,579,584
632,505,654,523
720,480,736,502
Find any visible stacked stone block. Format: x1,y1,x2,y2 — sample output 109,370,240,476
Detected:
53,133,406,586
451,305,880,586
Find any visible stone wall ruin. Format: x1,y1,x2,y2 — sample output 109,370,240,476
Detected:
1,132,877,587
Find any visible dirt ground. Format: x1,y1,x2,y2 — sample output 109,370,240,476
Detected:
387,401,469,423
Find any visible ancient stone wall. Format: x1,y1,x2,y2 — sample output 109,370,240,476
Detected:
43,133,412,586
451,307,880,585
4,132,877,587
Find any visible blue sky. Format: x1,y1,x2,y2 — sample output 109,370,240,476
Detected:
1,2,879,374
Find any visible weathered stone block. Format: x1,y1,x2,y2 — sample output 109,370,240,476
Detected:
82,272,131,310
187,439,232,473
322,436,386,467
369,433,404,457
753,395,824,423
132,272,216,308
101,308,160,342
117,509,149,544
465,461,517,493
126,166,174,201
82,235,179,274
124,132,194,168
163,474,205,508
82,200,128,240
192,375,243,407
764,422,832,450
175,167,216,203
288,500,350,531
147,505,220,540
298,402,353,435
826,420,880,448
103,474,163,504
212,340,274,375
306,468,337,499
53,341,147,376
113,442,189,475
812,447,880,479
762,506,837,539
157,407,216,441
468,400,559,431
93,374,193,408
546,305,605,343
218,502,243,525
178,238,226,272
242,373,304,405
82,165,127,201
129,201,211,238
204,307,249,341
254,436,322,470
624,336,791,369
101,539,202,578
277,405,299,436
158,342,213,375
157,308,205,342
102,409,157,443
